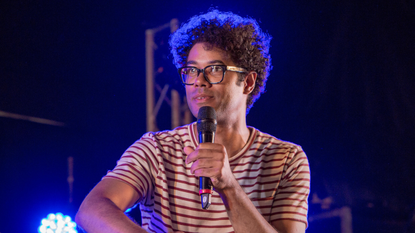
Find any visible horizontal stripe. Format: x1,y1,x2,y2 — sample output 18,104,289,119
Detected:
271,204,308,211
112,168,147,192
154,200,227,214
125,145,158,171
233,165,285,174
231,156,288,167
264,211,307,217
170,218,232,229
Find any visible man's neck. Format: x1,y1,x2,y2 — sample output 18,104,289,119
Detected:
213,120,251,159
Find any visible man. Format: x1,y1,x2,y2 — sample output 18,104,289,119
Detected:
75,10,310,233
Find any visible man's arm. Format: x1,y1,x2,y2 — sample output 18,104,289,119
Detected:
75,178,146,233
272,219,306,233
220,180,306,233
184,144,307,233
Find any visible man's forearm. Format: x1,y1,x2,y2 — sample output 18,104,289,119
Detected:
75,196,145,233
219,184,278,233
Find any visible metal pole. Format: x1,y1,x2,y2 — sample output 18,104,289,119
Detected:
0,110,65,127
67,156,74,203
145,18,179,132
183,97,193,125
145,29,156,132
171,89,180,128
170,18,180,129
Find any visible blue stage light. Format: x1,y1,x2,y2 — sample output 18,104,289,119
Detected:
39,213,77,233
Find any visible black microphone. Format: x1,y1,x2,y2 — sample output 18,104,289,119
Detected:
197,106,217,210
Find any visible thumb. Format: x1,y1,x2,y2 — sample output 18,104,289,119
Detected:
183,146,194,155
184,146,195,164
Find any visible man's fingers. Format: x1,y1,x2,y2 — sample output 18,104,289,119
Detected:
191,160,221,175
193,166,221,178
184,143,226,165
184,146,195,164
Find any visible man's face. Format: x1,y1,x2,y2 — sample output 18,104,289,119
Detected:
185,43,247,122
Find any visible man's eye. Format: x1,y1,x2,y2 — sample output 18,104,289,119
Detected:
188,68,197,74
211,66,223,72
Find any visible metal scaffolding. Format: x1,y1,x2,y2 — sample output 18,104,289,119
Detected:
145,19,192,132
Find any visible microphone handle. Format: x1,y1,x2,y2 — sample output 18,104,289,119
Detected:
199,131,214,209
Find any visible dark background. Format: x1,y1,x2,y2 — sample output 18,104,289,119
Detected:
1,0,414,232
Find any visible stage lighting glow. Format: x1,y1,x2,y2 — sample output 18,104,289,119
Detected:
39,213,77,233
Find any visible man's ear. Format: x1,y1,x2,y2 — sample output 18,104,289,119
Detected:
243,71,257,94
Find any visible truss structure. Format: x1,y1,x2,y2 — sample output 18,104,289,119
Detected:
145,19,192,132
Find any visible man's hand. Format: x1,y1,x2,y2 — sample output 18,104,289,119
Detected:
184,143,237,193
184,143,306,233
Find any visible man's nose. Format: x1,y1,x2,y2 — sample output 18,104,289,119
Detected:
193,71,210,87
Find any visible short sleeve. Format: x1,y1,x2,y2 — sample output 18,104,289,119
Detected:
104,133,161,204
270,145,310,226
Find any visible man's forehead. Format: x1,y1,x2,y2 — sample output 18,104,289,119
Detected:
186,43,231,65
187,60,225,65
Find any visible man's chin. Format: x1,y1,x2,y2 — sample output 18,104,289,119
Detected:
191,104,217,118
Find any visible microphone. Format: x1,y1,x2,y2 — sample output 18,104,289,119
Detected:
197,106,217,210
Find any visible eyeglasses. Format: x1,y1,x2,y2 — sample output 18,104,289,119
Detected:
178,65,248,85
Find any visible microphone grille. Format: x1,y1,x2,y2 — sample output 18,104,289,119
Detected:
197,106,217,133
197,106,216,120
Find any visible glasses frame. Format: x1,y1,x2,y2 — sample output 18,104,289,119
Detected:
178,65,248,85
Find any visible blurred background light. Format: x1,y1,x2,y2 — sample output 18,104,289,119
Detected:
38,213,77,233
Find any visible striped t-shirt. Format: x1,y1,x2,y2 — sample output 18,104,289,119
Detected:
104,123,310,232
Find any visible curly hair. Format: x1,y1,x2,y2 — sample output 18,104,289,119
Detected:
169,10,272,113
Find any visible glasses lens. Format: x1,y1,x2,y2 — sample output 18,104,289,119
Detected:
179,65,225,84
180,67,198,84
205,65,225,83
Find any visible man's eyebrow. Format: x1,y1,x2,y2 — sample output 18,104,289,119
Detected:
209,60,225,65
186,60,226,65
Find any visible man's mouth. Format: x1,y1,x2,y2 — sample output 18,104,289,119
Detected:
193,94,212,102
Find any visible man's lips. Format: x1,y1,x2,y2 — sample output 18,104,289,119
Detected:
192,94,213,102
